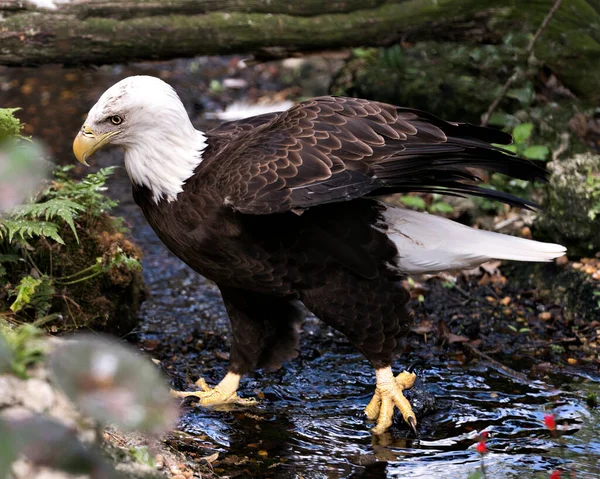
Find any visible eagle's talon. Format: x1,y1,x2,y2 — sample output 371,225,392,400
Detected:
366,368,418,435
170,373,257,406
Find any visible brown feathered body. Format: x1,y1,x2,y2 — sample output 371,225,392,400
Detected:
132,96,547,374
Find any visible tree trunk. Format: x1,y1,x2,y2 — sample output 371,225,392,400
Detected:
0,0,598,101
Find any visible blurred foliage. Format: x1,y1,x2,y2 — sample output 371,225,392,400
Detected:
0,418,18,479
50,335,177,434
2,414,122,478
0,330,177,477
0,332,11,373
0,108,50,214
398,193,454,214
499,123,550,161
0,321,45,378
0,107,27,142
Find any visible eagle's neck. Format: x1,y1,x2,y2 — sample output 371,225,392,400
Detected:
124,125,207,204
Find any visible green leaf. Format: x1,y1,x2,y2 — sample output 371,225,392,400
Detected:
0,219,64,244
130,446,156,467
487,112,516,128
499,144,518,154
400,195,427,210
0,254,20,263
506,83,534,107
10,276,42,312
11,198,84,243
512,123,533,144
522,145,550,161
430,201,454,214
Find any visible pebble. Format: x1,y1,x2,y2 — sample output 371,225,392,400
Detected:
556,254,569,266
538,312,552,321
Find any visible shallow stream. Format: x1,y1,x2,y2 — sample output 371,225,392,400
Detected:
1,60,599,478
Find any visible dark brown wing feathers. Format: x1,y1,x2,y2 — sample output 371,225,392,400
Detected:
205,96,546,214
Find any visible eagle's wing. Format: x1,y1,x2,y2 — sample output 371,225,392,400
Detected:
205,96,546,215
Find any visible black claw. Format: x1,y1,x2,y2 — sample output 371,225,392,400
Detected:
407,416,418,436
406,361,421,374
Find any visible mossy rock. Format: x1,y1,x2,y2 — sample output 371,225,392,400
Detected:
0,108,24,143
535,153,600,257
1,211,146,335
330,42,521,123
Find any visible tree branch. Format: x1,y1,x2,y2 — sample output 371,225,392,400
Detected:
481,0,564,126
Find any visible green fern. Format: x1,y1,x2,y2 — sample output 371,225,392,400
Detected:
9,275,54,317
10,198,85,242
48,166,118,215
0,219,65,245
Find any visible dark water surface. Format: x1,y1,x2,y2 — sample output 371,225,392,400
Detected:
1,61,599,478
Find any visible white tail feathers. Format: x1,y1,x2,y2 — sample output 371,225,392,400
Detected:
380,205,566,275
206,100,294,122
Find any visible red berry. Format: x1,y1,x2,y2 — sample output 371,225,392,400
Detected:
544,414,557,431
549,470,561,479
476,441,487,454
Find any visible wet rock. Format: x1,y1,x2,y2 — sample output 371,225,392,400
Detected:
0,337,189,479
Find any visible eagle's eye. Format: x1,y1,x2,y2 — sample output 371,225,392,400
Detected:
109,115,123,125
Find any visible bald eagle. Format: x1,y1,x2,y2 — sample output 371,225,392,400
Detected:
73,76,565,434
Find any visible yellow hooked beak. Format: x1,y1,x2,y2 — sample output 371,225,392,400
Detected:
73,126,120,166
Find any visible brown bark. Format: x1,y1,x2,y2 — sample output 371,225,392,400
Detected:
0,0,598,101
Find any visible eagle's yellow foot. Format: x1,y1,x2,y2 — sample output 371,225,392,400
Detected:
365,367,417,435
170,372,256,406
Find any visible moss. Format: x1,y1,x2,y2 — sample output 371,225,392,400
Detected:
16,211,146,334
535,153,600,257
0,108,24,143
330,42,523,123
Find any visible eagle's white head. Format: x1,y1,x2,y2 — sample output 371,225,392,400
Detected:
73,76,207,203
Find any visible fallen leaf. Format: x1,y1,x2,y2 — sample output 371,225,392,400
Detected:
200,452,219,463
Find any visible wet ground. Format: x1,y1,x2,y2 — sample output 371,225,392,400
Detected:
119,171,600,478
1,59,599,478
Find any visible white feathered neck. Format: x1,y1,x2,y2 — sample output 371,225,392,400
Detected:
124,125,206,204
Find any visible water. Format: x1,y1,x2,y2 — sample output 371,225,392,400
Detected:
110,169,599,477
1,61,599,478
